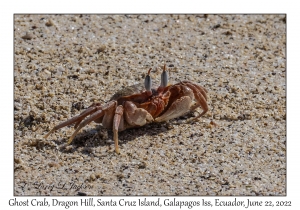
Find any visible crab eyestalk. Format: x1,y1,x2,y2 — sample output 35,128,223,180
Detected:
144,68,152,96
160,64,168,88
158,64,168,92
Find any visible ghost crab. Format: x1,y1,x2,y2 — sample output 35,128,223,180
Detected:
44,65,208,154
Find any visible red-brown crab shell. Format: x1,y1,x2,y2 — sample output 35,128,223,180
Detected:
44,66,208,154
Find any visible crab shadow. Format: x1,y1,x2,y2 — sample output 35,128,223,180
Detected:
53,120,179,156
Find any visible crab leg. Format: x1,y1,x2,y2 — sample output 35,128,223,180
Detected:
184,83,208,120
67,109,105,144
183,81,208,100
73,106,101,129
113,105,124,154
71,103,102,129
67,101,116,144
190,83,208,101
44,106,98,139
194,93,208,116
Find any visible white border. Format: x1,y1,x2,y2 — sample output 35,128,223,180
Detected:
2,0,297,209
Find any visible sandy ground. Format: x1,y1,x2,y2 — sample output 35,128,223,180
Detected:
14,14,286,196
